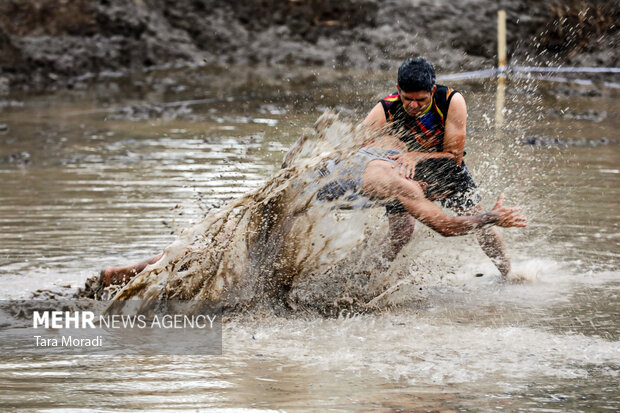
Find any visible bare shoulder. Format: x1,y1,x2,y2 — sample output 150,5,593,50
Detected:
447,92,467,122
448,92,466,113
363,102,387,129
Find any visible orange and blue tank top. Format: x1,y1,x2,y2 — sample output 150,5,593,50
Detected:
380,84,457,152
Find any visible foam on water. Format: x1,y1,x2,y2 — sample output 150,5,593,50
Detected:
218,253,619,394
0,264,95,300
225,308,619,388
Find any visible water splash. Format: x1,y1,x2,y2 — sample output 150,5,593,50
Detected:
84,111,423,315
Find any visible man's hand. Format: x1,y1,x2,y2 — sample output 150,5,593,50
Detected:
388,151,457,179
387,152,423,179
491,193,527,228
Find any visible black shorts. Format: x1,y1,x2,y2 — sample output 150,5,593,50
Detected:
385,160,482,214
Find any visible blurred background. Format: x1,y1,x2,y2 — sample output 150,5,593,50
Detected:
0,0,617,91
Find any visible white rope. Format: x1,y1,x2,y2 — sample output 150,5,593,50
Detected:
513,66,620,74
438,65,619,84
437,68,498,81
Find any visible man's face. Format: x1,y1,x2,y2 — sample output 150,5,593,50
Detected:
397,85,436,117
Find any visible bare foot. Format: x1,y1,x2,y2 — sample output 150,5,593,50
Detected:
99,267,137,287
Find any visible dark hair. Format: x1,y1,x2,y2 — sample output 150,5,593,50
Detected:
415,157,468,197
397,57,436,92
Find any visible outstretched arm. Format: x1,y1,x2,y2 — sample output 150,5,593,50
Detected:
399,193,526,237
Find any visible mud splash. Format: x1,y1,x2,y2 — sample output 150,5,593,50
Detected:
81,112,415,315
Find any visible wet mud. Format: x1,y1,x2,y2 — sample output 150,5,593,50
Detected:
106,102,196,121
521,136,615,147
547,108,607,122
0,0,617,91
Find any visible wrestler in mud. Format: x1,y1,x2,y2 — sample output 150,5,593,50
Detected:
100,136,526,289
363,57,513,275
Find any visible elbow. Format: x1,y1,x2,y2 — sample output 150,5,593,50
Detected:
446,151,462,166
430,225,450,237
436,228,460,237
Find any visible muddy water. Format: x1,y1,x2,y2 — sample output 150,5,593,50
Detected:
0,66,618,411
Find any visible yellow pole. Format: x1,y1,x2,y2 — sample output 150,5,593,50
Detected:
497,10,507,71
495,10,507,128
495,76,505,128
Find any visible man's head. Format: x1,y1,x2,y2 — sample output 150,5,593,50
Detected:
397,57,436,117
415,157,469,201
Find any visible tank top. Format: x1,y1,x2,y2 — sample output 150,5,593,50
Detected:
380,85,457,152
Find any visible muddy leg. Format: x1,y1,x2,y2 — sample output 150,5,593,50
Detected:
476,226,510,276
461,205,510,276
384,211,415,261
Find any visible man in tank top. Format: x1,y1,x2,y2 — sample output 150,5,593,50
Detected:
363,57,511,276
96,58,520,289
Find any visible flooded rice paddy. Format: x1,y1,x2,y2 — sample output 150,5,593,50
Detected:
0,65,618,411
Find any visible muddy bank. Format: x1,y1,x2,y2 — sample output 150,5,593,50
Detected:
0,0,617,92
